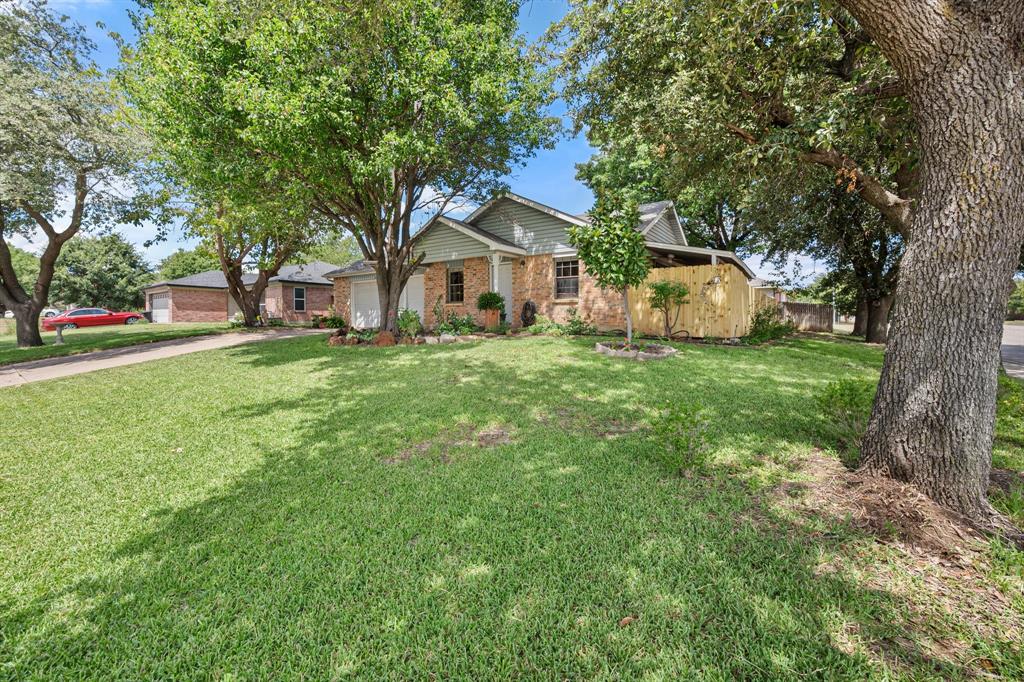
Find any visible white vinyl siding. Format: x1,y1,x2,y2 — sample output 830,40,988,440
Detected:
471,198,575,255
415,223,491,263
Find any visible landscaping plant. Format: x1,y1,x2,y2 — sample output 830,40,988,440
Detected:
396,308,422,338
745,304,796,345
816,378,877,469
647,281,690,338
476,291,505,330
563,308,597,336
568,191,649,345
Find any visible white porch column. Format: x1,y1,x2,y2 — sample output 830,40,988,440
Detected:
489,253,501,291
711,253,719,266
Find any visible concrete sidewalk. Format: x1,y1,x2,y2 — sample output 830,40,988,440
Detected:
1002,323,1024,381
0,328,328,388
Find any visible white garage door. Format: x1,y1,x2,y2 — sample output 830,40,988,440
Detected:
150,293,170,323
350,275,424,329
351,280,381,329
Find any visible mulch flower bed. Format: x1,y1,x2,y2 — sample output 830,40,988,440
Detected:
594,341,677,360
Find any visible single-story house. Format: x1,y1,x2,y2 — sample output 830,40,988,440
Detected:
143,261,338,323
749,277,788,303
327,193,754,331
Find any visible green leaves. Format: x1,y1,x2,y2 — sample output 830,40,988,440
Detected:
568,192,649,292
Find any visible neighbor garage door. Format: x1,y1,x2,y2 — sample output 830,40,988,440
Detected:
350,275,424,329
150,292,170,323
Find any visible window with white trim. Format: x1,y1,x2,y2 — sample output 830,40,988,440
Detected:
293,286,306,312
554,258,579,299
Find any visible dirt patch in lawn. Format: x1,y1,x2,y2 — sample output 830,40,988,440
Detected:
777,453,1024,677
536,405,644,440
383,424,513,465
779,452,987,556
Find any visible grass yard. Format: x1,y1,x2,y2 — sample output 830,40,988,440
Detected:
1,335,1022,679
0,322,232,366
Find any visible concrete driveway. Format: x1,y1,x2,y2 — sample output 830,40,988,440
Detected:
1002,323,1024,380
0,328,329,388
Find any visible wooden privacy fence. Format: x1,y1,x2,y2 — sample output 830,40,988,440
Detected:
630,264,764,338
781,301,834,332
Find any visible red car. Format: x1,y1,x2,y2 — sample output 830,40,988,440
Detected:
42,307,144,331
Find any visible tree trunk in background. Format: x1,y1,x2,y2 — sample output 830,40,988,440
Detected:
864,293,892,344
852,295,868,336
842,0,1024,531
12,302,43,347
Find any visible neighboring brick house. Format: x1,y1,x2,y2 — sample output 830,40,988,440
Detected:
326,193,754,331
143,262,338,323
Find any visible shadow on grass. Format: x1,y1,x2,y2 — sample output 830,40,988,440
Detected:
3,336,1016,679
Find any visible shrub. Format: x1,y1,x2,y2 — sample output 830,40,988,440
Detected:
228,311,245,328
397,308,422,337
648,281,689,337
527,314,564,335
564,307,597,336
816,378,877,468
320,314,347,329
476,291,505,312
437,311,476,335
745,304,795,344
654,402,713,473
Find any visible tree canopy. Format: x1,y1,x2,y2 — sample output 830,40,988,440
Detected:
157,247,221,281
50,234,150,311
1,0,166,346
126,0,557,332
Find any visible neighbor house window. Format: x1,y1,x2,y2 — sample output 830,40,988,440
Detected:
447,268,464,303
555,258,579,299
293,287,306,312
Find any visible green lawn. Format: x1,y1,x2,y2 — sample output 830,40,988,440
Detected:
1,335,1022,679
0,322,232,366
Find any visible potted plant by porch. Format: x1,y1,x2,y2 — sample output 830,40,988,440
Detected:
476,291,505,330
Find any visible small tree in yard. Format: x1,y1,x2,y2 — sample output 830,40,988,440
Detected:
569,193,649,345
648,281,689,338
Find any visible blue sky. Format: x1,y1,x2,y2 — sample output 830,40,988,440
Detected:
39,0,798,278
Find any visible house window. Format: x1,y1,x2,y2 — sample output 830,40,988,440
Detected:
555,258,579,299
293,287,306,312
447,268,464,303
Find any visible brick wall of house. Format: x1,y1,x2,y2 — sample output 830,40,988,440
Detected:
169,287,228,323
423,257,490,329
512,255,625,331
277,284,333,323
332,277,351,322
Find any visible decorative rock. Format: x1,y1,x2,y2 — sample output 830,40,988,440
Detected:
425,336,439,345
439,333,457,344
327,335,346,347
595,341,677,361
412,337,426,345
374,330,396,347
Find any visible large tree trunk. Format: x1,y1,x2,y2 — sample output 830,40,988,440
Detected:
846,1,1024,530
12,301,43,348
376,261,414,333
852,294,868,336
864,293,892,344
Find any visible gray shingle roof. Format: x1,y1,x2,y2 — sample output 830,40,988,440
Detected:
145,261,339,290
323,260,375,278
637,200,673,232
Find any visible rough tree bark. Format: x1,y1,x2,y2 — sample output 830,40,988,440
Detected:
841,0,1024,531
622,286,634,344
852,294,868,336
